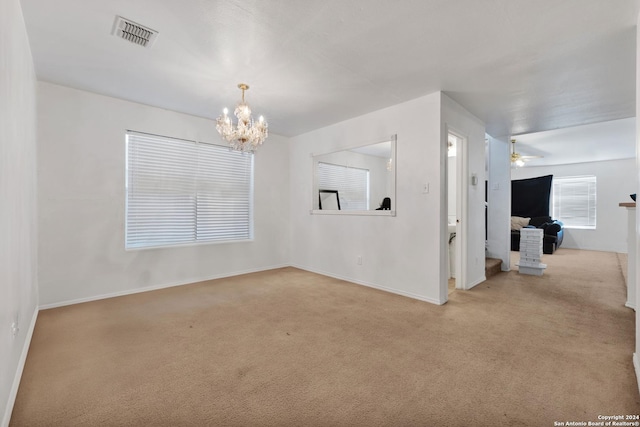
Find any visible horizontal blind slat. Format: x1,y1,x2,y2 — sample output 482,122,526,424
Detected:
318,162,369,210
126,132,253,248
552,176,596,228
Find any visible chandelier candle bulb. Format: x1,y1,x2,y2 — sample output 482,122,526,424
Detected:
216,83,268,153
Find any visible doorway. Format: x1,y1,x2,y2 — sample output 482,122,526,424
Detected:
446,130,467,295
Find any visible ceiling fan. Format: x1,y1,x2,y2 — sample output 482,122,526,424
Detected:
511,139,543,167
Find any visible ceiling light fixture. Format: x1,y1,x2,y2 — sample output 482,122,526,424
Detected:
511,139,542,167
216,83,268,153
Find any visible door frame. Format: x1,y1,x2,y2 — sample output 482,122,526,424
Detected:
444,126,469,297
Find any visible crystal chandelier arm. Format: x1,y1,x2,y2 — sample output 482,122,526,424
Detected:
216,83,268,153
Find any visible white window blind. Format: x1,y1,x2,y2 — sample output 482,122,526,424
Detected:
317,162,369,210
552,175,596,229
126,132,253,249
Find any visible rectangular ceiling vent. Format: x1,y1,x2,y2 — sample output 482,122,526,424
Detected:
112,16,158,48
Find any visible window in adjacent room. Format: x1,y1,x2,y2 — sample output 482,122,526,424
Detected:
552,175,596,229
125,131,253,249
317,162,369,210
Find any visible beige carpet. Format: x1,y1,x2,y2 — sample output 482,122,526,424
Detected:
11,249,640,426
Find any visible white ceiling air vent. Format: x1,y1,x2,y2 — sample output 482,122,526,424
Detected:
111,16,158,48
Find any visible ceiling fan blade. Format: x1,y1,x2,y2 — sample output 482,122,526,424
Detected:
510,139,543,165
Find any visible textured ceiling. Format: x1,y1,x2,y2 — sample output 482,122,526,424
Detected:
512,117,636,167
20,0,639,138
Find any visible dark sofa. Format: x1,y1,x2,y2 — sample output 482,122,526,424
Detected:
510,216,564,254
511,174,564,254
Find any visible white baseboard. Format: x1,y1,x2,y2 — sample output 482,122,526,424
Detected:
291,263,444,305
40,263,456,310
634,353,640,396
39,264,290,310
2,307,39,427
465,276,486,290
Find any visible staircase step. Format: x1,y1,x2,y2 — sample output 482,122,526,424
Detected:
485,257,502,279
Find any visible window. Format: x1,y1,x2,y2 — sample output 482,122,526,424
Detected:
317,162,369,210
552,175,596,229
126,131,253,249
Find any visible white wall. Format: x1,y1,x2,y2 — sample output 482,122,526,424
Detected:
0,0,39,424
37,82,290,307
486,135,512,270
511,158,635,253
289,91,486,305
290,92,443,303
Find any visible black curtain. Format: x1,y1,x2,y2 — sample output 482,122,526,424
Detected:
511,175,553,218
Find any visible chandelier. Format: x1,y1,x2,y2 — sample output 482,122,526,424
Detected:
216,83,268,153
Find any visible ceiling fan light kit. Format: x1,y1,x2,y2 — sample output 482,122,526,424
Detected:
511,138,542,167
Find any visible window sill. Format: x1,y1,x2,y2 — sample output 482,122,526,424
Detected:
125,238,254,251
310,210,395,217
